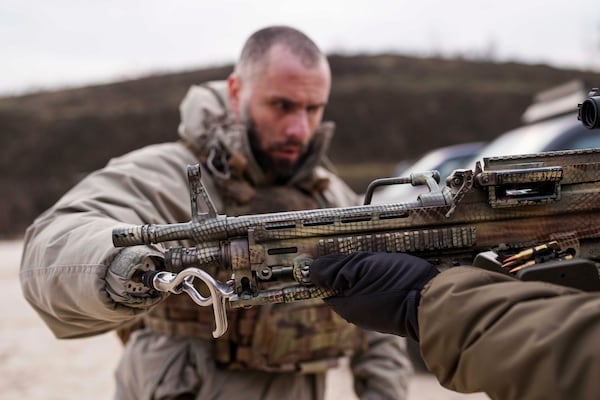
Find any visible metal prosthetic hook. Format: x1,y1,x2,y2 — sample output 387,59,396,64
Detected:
149,268,235,338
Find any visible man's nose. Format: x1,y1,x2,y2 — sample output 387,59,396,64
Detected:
285,110,310,139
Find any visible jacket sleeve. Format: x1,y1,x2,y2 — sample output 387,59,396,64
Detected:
19,142,197,339
419,266,600,400
350,330,412,400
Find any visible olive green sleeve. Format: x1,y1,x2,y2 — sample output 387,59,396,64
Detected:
419,266,600,400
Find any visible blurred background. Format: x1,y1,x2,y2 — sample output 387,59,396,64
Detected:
1,0,600,237
2,0,600,237
2,1,600,398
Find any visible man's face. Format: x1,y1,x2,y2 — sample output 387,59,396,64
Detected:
229,45,331,179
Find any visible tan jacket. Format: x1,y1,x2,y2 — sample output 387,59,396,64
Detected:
419,266,600,400
20,82,411,400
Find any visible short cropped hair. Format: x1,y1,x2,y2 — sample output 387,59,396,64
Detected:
235,26,325,79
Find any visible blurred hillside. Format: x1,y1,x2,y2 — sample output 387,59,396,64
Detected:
2,54,600,237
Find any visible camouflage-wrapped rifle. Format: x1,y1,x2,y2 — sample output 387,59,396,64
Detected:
112,89,600,337
113,144,600,337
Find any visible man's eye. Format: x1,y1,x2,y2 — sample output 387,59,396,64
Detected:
274,100,293,112
306,105,321,114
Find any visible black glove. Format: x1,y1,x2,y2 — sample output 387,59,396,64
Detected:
310,251,439,341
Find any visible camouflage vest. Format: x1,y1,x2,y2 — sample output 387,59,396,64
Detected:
144,179,367,372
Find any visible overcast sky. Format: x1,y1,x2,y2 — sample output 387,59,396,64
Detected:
2,0,600,96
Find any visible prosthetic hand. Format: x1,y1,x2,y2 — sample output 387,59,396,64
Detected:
310,252,439,341
105,246,168,308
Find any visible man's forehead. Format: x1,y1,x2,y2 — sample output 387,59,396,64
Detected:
239,45,330,104
265,94,327,108
257,79,330,105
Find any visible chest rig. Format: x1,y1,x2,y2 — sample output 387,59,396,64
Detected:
143,171,366,372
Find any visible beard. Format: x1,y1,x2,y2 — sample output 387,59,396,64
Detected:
246,117,310,183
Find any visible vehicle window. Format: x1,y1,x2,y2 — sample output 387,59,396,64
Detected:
563,135,600,150
465,115,580,167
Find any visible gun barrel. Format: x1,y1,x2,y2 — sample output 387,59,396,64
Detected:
112,221,197,247
112,202,424,247
164,244,222,272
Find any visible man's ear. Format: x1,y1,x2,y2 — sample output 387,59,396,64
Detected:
227,73,242,119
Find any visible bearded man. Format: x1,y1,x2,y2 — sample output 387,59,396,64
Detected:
20,25,411,400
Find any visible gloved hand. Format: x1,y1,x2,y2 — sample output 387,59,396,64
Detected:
310,251,439,341
105,245,168,308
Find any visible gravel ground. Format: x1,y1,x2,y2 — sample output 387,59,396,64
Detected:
1,240,488,400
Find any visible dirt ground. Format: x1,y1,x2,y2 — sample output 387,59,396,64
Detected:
1,240,489,400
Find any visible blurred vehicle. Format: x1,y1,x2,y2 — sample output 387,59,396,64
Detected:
469,79,600,166
372,80,600,206
370,141,486,204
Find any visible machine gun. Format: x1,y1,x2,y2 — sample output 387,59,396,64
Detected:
113,142,600,337
112,88,600,337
